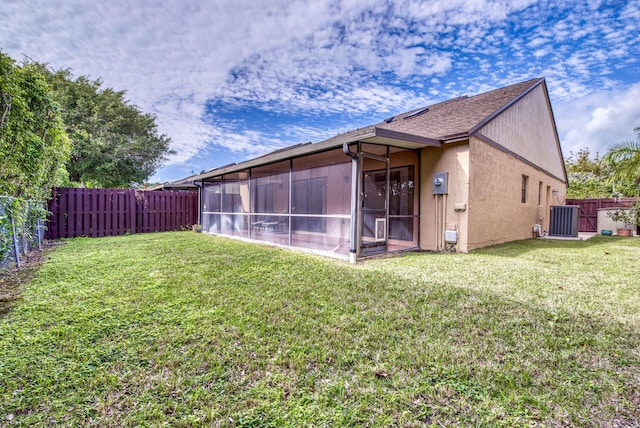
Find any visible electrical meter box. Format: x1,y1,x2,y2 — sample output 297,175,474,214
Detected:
432,172,448,195
444,230,457,243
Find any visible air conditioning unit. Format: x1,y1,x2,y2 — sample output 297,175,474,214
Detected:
549,205,578,237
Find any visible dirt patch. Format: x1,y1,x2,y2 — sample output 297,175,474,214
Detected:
0,244,54,317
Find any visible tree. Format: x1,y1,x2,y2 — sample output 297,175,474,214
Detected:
603,127,640,196
564,148,611,198
565,146,639,198
0,52,70,200
33,65,175,188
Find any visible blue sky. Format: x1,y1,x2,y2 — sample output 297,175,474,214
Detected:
1,0,639,183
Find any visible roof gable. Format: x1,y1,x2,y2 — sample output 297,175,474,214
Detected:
375,78,543,141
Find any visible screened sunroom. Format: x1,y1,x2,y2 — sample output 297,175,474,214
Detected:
197,132,428,261
201,148,351,255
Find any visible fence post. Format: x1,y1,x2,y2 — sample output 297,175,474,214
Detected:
75,188,83,237
109,189,117,236
10,214,20,269
90,190,98,237
36,217,43,250
129,190,136,234
58,188,67,239
47,189,58,240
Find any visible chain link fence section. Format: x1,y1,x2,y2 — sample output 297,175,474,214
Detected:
0,196,46,271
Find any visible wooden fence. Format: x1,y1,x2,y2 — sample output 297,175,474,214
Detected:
46,188,198,239
565,198,636,232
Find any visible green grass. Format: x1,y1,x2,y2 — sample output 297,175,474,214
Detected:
1,232,639,427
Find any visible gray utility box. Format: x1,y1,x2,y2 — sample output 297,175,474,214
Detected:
432,172,448,195
549,205,579,237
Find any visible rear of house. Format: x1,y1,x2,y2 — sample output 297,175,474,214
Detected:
166,77,567,261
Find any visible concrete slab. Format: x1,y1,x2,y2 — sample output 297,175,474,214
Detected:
544,232,597,241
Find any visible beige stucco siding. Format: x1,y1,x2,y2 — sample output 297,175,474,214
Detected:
467,137,566,250
420,142,470,252
479,84,565,181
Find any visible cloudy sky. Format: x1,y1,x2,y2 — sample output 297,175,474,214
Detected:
1,0,639,183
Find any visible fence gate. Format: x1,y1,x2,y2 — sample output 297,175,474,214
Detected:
565,198,637,232
46,188,198,239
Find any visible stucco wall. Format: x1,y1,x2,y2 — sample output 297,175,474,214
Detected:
467,137,566,250
420,142,470,252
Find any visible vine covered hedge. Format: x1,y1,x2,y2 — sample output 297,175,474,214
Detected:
1,51,70,201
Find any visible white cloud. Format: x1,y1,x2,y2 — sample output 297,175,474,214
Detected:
555,83,640,157
0,0,539,164
1,0,638,182
533,48,550,58
405,0,535,24
528,37,548,48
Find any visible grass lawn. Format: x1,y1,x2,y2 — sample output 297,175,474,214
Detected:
1,232,639,427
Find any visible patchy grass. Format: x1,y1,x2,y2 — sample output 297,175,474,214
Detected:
0,248,51,317
0,232,638,427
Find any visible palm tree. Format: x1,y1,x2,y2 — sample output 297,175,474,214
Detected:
604,127,640,194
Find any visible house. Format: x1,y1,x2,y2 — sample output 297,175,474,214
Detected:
148,175,199,191
172,77,567,262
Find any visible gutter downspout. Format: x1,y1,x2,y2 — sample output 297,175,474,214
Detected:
343,142,358,264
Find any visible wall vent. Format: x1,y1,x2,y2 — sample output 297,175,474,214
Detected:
549,205,579,237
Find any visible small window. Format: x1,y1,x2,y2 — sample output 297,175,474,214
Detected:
538,181,543,205
521,175,528,203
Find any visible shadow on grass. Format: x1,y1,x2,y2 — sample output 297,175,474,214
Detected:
0,249,48,318
469,235,638,257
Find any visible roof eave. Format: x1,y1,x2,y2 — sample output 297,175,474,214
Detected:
189,126,378,181
368,127,441,148
188,126,444,182
440,132,470,143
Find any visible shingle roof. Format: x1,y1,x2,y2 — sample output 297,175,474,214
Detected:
185,77,547,182
375,78,543,140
